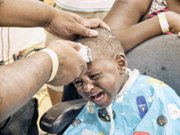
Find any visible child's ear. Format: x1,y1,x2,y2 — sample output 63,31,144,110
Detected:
116,53,128,74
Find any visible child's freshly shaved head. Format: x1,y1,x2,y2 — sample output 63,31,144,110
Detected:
74,28,128,108
77,28,125,60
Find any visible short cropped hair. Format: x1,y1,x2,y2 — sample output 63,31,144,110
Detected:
76,28,125,59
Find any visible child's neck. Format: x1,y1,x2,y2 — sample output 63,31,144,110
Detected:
117,73,129,94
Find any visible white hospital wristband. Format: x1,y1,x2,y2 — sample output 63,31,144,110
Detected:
178,32,180,38
158,12,170,33
41,48,59,82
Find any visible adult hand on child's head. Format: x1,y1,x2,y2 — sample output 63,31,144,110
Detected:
46,40,87,86
45,10,110,40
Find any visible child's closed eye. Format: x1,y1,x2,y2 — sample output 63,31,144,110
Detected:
74,80,83,87
89,73,101,80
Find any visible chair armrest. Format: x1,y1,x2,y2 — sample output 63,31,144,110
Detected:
40,99,87,134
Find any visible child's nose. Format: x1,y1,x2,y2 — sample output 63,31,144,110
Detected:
84,82,94,93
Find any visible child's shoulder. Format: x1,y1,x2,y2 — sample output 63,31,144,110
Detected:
135,75,179,100
137,74,169,89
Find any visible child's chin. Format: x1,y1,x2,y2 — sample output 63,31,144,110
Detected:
95,104,104,107
95,100,112,108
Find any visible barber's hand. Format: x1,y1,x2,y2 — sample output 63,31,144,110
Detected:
46,40,87,86
45,10,110,40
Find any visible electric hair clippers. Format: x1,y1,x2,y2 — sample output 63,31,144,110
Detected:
78,45,93,63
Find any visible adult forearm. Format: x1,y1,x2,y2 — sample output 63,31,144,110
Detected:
114,16,162,52
0,51,51,122
0,39,88,122
104,0,152,30
0,0,54,27
103,0,153,52
114,11,180,53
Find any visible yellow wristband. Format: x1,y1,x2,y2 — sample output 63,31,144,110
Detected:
158,12,170,33
41,48,59,82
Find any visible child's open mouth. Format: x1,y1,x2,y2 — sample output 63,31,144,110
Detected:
90,91,106,105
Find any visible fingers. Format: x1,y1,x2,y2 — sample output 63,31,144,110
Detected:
54,40,83,51
84,19,110,31
48,10,110,38
73,17,110,37
99,21,111,31
71,22,99,37
63,40,83,51
70,42,83,51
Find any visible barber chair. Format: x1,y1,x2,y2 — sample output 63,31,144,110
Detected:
40,34,180,134
40,98,86,134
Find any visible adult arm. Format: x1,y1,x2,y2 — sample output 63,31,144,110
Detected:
0,0,109,39
104,0,152,29
104,0,180,52
108,11,180,52
103,0,157,52
0,40,86,122
113,16,162,52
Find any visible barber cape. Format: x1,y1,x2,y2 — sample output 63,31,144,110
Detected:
64,70,180,135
